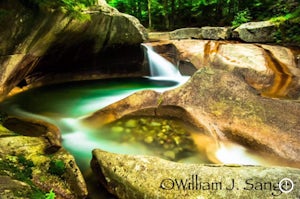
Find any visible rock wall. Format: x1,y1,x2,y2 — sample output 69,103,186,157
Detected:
0,0,148,98
147,40,300,99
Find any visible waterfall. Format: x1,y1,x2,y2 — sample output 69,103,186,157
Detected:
142,44,181,77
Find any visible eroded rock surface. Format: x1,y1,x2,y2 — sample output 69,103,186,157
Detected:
84,68,300,165
0,120,87,198
0,0,147,98
91,149,300,199
148,40,300,99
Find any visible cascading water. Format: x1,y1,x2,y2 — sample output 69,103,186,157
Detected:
0,46,190,172
0,45,279,168
0,43,285,198
142,44,181,78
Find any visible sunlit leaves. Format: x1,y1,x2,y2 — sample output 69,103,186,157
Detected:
232,8,252,28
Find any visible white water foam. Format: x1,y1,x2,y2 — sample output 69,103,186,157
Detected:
142,44,181,77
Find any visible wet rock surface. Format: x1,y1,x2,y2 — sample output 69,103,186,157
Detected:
0,0,147,98
85,68,300,165
0,120,88,198
3,117,61,151
91,149,300,199
147,40,300,99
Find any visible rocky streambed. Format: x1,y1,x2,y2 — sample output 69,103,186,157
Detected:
1,1,300,198
1,43,300,198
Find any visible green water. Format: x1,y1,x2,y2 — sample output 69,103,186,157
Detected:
0,76,289,198
3,76,289,198
0,77,277,170
99,116,209,162
0,77,193,170
1,78,179,117
0,76,198,198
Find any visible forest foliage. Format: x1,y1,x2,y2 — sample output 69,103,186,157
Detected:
19,0,97,19
10,0,300,44
106,0,299,29
107,0,300,43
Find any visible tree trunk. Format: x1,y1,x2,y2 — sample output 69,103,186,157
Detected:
148,0,152,29
170,0,175,29
136,0,142,20
163,0,170,30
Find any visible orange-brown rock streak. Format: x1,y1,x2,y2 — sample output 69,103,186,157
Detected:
261,49,294,98
203,41,223,67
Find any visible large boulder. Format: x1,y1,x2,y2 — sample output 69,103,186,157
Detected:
2,117,62,153
0,0,148,98
0,120,88,198
148,40,300,99
201,26,232,40
233,21,277,43
84,68,300,165
91,149,300,199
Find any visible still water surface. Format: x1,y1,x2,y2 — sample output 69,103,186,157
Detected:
0,76,290,198
0,77,195,170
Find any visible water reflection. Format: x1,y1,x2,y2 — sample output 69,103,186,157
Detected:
0,78,186,170
0,77,294,199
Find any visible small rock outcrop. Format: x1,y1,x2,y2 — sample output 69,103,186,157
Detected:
0,0,148,98
91,149,300,199
169,28,202,40
233,21,277,43
0,119,88,198
201,26,232,40
148,32,171,41
148,21,280,43
2,117,62,153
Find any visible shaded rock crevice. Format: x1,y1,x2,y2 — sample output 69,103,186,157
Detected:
0,0,148,98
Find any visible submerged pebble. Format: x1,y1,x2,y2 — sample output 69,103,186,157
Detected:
125,119,137,128
111,126,124,133
102,116,198,161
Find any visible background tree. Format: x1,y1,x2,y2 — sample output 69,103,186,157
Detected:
17,0,300,44
106,0,300,44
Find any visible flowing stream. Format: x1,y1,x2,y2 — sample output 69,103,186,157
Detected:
0,45,192,198
0,44,282,198
0,45,190,170
142,44,181,77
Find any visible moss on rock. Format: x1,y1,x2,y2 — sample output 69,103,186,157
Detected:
0,123,88,198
